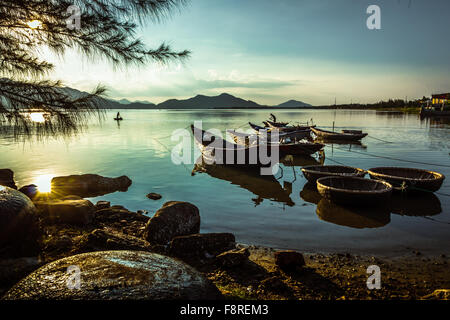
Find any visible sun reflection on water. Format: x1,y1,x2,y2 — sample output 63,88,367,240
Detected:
31,174,54,193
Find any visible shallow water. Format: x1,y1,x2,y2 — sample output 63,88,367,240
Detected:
1,109,449,256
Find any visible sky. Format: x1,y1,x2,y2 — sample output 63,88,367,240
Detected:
43,0,450,106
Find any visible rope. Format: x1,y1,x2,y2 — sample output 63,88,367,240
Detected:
330,146,450,168
366,135,394,144
152,136,191,174
153,124,191,140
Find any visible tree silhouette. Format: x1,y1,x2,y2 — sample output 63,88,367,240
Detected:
0,0,190,137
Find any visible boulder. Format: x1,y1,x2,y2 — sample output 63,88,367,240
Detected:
0,186,40,257
18,184,39,199
35,198,95,225
0,257,42,296
95,201,111,211
3,250,222,300
146,193,162,200
143,201,200,245
0,169,17,189
274,250,305,271
76,228,152,253
51,174,132,198
216,248,250,268
169,233,236,259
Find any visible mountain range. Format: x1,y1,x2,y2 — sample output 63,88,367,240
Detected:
62,87,312,109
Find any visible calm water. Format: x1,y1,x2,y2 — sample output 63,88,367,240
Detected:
1,109,449,256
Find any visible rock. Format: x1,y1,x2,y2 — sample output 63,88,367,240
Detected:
95,207,150,238
169,233,236,259
76,228,152,252
0,257,42,296
146,193,162,200
18,184,39,199
422,289,450,300
216,248,250,268
0,186,41,258
143,201,200,245
95,201,110,210
51,174,132,198
0,169,17,189
35,198,95,225
274,250,306,271
3,251,221,300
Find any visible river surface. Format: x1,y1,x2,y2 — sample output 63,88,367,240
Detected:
1,109,449,256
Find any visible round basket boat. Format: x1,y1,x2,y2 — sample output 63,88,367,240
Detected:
301,165,366,183
367,167,445,193
316,176,393,206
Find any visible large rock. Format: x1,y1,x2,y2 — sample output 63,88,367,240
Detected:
95,206,149,238
76,228,152,253
0,186,40,257
274,250,305,271
35,197,95,225
51,174,132,198
169,233,236,259
143,201,200,245
216,248,250,268
3,251,221,300
0,169,16,189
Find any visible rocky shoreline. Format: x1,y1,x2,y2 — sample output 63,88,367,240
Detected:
0,169,448,300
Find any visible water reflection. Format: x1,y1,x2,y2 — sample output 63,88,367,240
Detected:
316,199,391,229
280,154,323,167
192,158,295,207
299,182,321,205
389,193,442,217
315,138,367,150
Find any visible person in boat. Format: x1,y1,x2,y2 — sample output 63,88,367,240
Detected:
116,112,121,120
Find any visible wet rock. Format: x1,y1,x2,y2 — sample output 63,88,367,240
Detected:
0,169,17,189
169,233,236,259
143,201,200,245
422,289,450,300
274,250,306,271
146,193,162,200
95,207,149,238
76,228,152,252
51,174,132,198
3,250,221,300
18,184,39,199
35,198,95,225
95,201,110,211
216,248,250,268
0,257,42,296
0,186,41,258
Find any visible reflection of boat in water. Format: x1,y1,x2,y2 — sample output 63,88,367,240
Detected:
192,158,295,207
314,138,367,149
299,182,322,205
280,155,322,167
316,199,390,229
388,193,442,217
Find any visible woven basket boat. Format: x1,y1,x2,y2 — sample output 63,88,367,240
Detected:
316,176,393,206
367,167,445,193
301,165,366,183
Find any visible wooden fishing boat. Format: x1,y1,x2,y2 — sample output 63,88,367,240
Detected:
311,127,367,141
114,117,123,121
248,122,267,132
367,167,445,193
228,129,311,145
316,176,393,206
301,165,366,183
265,120,289,127
227,130,323,155
191,125,276,166
265,121,313,132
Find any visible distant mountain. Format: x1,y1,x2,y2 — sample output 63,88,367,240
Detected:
59,87,311,109
273,100,311,108
156,93,268,109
